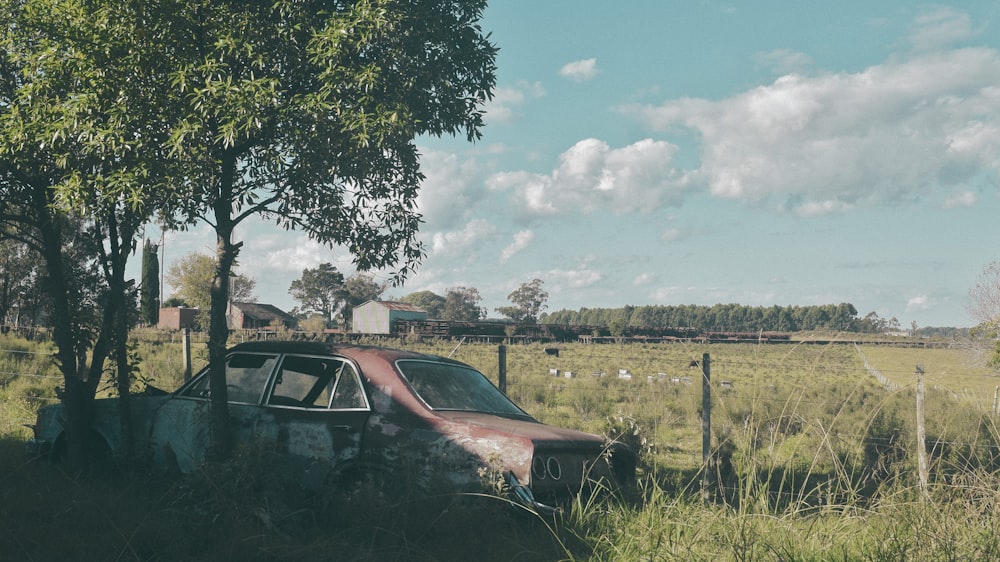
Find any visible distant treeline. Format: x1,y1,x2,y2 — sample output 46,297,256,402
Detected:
541,303,886,334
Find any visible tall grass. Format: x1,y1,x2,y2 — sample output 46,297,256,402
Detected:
6,332,1000,559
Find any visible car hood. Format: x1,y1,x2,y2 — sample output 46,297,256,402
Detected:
434,411,607,449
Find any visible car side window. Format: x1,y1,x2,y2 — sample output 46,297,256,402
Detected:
181,353,278,404
267,355,367,410
330,363,367,409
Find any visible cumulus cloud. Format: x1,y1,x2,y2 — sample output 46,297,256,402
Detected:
547,267,603,289
633,273,654,286
907,294,931,311
559,58,599,82
429,219,496,257
500,230,535,264
416,149,489,230
754,49,813,75
909,7,979,52
488,138,691,216
626,48,1000,215
484,81,546,123
944,190,977,208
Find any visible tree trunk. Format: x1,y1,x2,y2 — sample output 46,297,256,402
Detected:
33,188,98,473
206,154,239,461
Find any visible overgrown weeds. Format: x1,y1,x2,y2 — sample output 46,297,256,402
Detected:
7,334,1000,559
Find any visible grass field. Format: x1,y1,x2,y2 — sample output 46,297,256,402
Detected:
4,332,1000,560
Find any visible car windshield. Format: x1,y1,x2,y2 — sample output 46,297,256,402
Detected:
396,360,528,417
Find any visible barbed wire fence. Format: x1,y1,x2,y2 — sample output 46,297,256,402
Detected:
6,335,1000,487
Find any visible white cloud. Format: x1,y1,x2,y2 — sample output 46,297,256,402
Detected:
628,48,1000,215
907,294,931,311
944,190,977,208
484,81,546,123
754,49,813,75
633,273,654,286
415,149,488,230
429,219,496,257
660,228,682,242
500,230,535,264
488,138,691,217
559,58,599,82
909,7,979,52
548,267,603,289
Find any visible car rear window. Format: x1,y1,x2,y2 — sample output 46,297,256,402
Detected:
396,360,527,417
181,352,278,404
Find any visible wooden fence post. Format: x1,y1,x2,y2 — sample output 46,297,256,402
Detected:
916,364,929,500
498,344,507,394
183,328,192,382
702,352,711,504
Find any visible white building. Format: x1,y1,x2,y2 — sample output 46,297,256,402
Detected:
352,300,428,334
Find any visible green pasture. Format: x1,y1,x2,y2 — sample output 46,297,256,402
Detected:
6,332,1000,560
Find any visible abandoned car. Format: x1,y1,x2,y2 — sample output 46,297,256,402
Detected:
28,341,635,510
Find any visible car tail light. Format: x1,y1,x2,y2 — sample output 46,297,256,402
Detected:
531,454,564,481
532,456,547,480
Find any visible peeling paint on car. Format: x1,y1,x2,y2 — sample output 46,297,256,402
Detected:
29,341,635,510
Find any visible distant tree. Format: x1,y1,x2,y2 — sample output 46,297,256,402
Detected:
162,296,187,308
288,263,345,326
608,318,626,338
140,240,160,325
969,260,1000,366
401,290,447,318
0,235,43,327
970,260,1000,327
340,274,385,328
496,279,548,323
297,313,328,335
443,286,484,322
166,253,256,312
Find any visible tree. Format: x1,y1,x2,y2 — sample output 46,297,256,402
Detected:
496,279,549,323
970,260,1000,327
152,0,495,458
401,290,447,319
288,263,345,327
140,239,160,326
340,273,385,328
969,260,1000,366
166,252,256,312
0,0,182,470
443,286,484,322
0,234,43,327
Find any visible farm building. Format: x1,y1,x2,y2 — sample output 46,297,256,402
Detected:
157,307,198,330
352,301,428,335
226,302,297,331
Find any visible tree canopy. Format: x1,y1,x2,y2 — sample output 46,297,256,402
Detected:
496,278,548,323
401,290,447,318
443,286,484,322
288,263,345,325
542,303,868,333
165,252,256,311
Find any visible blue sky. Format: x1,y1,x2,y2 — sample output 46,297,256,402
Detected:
155,1,1000,328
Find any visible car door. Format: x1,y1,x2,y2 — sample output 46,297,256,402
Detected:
149,351,279,473
254,353,371,489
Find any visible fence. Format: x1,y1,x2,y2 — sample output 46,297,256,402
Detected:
5,335,1000,499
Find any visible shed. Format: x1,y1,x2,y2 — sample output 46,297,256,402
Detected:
227,302,297,330
157,307,198,330
352,300,428,334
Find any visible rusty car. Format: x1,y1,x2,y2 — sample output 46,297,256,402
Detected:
28,341,635,511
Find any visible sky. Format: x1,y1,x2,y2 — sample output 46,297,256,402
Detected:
151,1,1000,328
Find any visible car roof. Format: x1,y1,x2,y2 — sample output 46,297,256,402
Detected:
226,340,469,367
